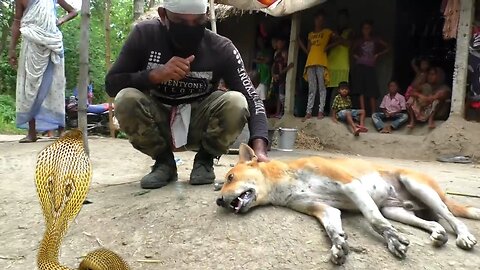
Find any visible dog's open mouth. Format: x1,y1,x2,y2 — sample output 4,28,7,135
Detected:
230,189,254,213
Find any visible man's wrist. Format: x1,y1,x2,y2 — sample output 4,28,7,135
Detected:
148,68,164,84
250,137,268,151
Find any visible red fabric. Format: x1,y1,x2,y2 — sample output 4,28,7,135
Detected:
471,101,480,109
257,0,277,7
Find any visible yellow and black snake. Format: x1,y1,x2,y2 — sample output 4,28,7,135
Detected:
34,129,130,270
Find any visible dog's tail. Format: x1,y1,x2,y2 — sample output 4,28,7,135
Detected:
444,198,480,220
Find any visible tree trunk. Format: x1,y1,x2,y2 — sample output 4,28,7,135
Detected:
104,0,115,138
148,0,155,9
0,1,13,55
78,0,91,154
134,0,144,20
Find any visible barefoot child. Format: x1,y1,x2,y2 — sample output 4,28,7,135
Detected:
372,81,408,133
351,20,390,115
331,82,367,136
298,9,336,120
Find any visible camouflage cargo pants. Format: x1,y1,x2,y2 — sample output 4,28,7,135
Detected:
114,88,249,159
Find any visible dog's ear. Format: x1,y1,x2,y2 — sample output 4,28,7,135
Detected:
239,143,258,163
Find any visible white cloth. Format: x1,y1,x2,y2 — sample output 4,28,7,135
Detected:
255,83,267,101
170,104,191,148
163,0,208,14
15,0,66,131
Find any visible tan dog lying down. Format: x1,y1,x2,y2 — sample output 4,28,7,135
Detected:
216,144,480,265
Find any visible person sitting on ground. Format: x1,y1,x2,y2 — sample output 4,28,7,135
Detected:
372,80,408,133
406,67,451,130
404,57,431,101
105,0,270,190
331,81,367,136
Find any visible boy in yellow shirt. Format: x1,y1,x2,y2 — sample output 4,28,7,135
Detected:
298,10,336,121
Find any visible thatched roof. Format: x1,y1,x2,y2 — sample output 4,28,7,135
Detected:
135,3,258,24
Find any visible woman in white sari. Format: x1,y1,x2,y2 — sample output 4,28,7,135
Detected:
8,0,77,142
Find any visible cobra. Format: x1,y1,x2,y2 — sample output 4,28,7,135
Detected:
34,129,130,270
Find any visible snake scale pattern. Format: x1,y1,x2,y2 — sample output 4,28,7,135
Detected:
34,129,130,270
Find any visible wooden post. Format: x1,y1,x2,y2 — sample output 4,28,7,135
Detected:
78,0,90,155
285,12,301,115
209,0,217,33
450,0,475,117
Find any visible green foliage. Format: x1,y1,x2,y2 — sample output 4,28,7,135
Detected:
60,0,133,103
0,94,22,134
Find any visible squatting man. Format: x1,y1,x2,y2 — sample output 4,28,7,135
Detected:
106,0,270,189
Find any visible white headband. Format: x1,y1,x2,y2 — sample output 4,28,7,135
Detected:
163,0,208,15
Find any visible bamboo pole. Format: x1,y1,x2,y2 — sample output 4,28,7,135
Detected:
284,12,300,115
105,0,115,138
78,0,91,154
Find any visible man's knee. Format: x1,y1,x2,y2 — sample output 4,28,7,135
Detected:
223,91,248,107
219,91,249,117
114,88,146,108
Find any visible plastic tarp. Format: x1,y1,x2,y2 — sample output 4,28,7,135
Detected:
216,0,328,17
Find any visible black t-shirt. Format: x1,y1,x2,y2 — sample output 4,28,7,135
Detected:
105,19,268,143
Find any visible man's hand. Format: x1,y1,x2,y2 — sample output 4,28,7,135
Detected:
251,138,269,162
419,95,433,105
149,55,195,84
8,49,17,69
332,117,339,123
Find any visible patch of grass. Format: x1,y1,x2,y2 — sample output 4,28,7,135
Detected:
0,95,23,134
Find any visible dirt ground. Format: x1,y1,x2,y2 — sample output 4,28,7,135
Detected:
0,135,480,270
272,116,480,161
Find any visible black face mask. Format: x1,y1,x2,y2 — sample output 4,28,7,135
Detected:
166,15,206,58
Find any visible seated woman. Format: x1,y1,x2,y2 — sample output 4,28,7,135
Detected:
406,67,451,129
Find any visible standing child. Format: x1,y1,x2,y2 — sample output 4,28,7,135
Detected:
298,9,336,120
331,82,367,136
271,37,294,118
351,20,390,115
327,9,352,89
372,81,408,133
253,36,272,103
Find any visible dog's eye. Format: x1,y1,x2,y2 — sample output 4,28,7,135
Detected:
227,174,234,183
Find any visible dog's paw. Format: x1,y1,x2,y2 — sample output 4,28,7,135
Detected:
384,229,409,259
330,239,349,265
429,223,448,247
456,233,477,250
